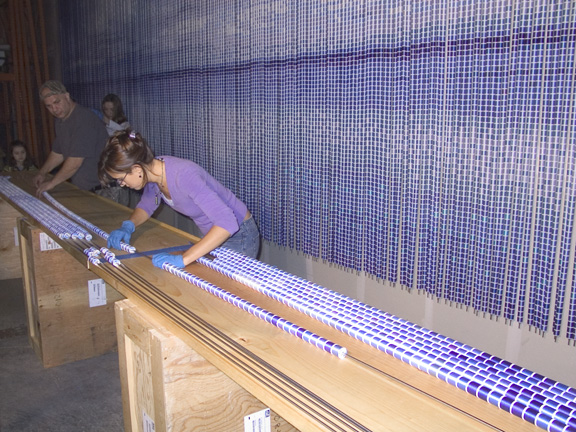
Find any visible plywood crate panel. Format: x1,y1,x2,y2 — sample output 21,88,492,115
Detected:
0,198,23,280
18,218,124,367
115,299,298,432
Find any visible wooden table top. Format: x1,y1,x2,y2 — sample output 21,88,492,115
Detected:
1,173,539,432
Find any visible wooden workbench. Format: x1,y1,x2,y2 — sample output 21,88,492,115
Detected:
0,173,540,432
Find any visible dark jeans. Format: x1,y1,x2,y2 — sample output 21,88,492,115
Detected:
221,216,260,258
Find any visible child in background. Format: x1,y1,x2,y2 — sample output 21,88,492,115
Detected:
101,94,130,136
100,94,133,206
3,140,38,172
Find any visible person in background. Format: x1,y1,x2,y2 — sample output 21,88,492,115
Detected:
3,140,38,172
99,93,132,206
33,80,108,196
101,93,130,136
99,129,260,269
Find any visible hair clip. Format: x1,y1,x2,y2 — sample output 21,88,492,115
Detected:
129,130,137,139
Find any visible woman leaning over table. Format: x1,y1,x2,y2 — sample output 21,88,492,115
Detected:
98,129,260,269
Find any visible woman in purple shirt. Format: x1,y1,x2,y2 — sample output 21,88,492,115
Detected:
99,130,259,269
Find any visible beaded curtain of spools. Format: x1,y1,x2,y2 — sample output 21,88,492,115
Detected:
58,1,576,342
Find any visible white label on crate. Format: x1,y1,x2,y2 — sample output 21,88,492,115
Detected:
88,279,107,307
39,232,62,251
143,411,155,432
13,227,19,247
244,408,271,432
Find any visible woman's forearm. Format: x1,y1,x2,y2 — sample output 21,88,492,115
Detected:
127,207,151,228
182,225,231,265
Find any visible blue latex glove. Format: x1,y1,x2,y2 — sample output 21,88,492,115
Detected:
107,220,135,249
152,253,185,269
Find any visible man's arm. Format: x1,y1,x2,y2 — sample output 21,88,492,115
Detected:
33,151,64,187
35,156,84,196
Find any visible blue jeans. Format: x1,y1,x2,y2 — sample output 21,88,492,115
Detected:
221,216,260,258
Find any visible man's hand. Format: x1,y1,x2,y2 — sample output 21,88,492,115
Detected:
35,179,55,197
33,173,47,188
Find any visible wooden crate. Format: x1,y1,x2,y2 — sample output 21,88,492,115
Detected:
115,299,298,432
18,218,124,367
0,198,23,280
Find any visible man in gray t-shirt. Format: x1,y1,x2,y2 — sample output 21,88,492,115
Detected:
34,80,108,195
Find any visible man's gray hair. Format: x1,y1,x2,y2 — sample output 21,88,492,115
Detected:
39,80,68,100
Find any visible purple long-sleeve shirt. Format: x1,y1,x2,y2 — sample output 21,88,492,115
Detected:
137,156,248,236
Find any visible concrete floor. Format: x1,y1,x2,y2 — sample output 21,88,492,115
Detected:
0,278,124,432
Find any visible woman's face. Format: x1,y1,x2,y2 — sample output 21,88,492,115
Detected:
107,166,145,190
102,101,115,122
